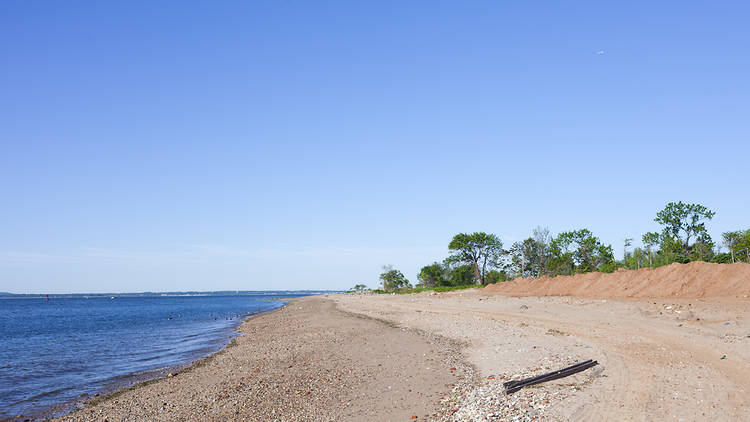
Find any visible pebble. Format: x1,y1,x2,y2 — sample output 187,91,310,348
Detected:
437,356,593,421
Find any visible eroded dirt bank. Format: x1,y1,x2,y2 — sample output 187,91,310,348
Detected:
484,261,750,299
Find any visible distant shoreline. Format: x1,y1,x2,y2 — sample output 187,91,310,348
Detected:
0,290,339,298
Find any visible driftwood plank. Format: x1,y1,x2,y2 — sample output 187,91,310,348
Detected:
504,360,599,394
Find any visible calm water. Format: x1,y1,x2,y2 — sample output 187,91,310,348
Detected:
0,293,311,420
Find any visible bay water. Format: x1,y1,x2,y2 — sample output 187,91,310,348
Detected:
0,292,317,420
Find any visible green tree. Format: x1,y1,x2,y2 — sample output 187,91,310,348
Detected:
508,238,539,278
742,230,750,262
548,231,576,275
417,262,449,288
379,265,411,291
727,229,750,263
689,232,714,262
447,232,504,285
506,228,552,278
642,232,660,268
654,202,716,256
632,247,645,269
659,233,685,264
712,252,733,264
448,264,476,286
722,231,743,263
548,229,614,275
571,229,614,273
348,284,369,293
623,238,633,262
532,226,552,277
485,269,507,284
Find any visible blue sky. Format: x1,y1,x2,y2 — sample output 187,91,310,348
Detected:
1,1,748,293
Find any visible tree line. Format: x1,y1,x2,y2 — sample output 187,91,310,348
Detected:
624,202,750,269
371,202,749,291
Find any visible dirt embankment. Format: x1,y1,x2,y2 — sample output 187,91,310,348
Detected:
484,261,750,299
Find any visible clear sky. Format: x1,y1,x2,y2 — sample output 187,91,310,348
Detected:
1,1,748,293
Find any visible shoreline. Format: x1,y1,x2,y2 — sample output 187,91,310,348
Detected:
53,296,468,421
44,291,750,420
31,302,293,421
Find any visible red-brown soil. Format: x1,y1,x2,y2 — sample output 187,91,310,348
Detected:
483,261,750,299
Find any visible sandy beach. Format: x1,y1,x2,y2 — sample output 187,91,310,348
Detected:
333,291,750,421
55,297,470,422
6,2,747,420
54,264,750,421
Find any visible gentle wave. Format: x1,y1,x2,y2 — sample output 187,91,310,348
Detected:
0,293,311,420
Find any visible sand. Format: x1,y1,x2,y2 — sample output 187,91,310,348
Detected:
54,263,750,421
55,297,469,422
333,292,750,421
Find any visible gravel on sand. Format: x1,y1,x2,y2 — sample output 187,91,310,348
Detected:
56,297,470,422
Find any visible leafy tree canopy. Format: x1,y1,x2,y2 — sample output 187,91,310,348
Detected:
723,230,744,262
449,264,476,286
348,284,369,293
507,238,540,279
447,232,504,285
548,229,614,275
485,269,507,284
721,229,750,263
417,262,449,288
379,265,411,291
641,231,661,267
655,201,715,254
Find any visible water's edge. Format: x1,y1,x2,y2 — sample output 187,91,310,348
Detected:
38,301,293,421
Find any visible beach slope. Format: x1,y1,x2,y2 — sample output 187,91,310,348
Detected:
57,297,466,421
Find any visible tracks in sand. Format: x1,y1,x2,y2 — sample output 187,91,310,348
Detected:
333,294,750,421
